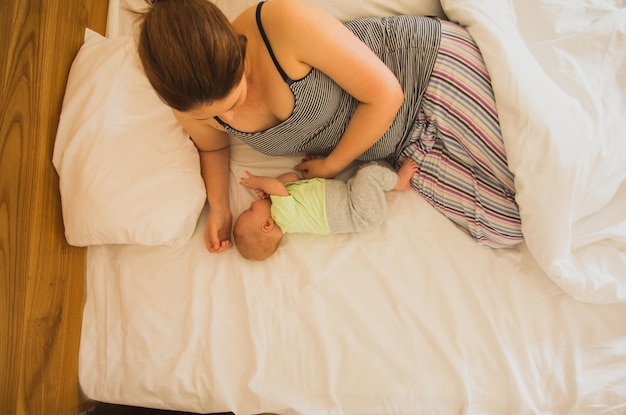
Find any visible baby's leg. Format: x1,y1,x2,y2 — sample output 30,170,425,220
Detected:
344,163,398,230
324,163,396,233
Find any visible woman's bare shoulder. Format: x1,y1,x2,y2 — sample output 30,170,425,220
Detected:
232,0,309,32
254,0,345,75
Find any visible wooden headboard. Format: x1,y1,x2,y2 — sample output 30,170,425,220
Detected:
1,1,108,414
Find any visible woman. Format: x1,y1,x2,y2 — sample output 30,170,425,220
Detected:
138,0,523,253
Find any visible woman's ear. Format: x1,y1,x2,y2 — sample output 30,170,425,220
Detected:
261,217,275,232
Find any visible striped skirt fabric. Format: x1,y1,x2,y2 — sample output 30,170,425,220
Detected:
401,20,523,247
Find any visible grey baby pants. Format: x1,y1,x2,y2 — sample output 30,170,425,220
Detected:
325,163,398,233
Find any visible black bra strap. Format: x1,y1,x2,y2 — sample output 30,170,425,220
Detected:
256,1,293,85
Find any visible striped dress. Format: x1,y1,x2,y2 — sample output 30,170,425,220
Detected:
218,2,523,247
402,21,522,247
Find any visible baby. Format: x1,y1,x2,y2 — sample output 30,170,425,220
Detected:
233,159,418,260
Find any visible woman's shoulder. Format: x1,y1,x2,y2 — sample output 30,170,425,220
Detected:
238,0,329,34
231,0,302,41
231,3,256,31
232,0,298,25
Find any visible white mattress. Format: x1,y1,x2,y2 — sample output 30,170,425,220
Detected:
79,0,626,413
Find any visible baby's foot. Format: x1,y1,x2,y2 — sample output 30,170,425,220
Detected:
394,159,418,191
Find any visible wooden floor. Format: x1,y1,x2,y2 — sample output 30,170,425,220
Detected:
1,0,108,414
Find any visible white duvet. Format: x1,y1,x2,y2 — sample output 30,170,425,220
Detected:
445,0,626,303
78,0,626,413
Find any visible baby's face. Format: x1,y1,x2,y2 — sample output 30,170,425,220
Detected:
238,198,272,229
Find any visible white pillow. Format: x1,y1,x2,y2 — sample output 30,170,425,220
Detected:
53,29,206,247
108,0,446,37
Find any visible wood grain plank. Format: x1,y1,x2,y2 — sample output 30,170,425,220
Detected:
0,0,34,411
0,0,108,414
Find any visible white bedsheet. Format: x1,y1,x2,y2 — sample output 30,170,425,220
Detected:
80,0,626,413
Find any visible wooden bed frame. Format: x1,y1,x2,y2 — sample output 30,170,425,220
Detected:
1,0,108,414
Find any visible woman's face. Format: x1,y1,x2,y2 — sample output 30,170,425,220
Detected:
186,75,248,123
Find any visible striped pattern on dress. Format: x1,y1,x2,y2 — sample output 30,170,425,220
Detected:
401,20,523,247
217,12,441,162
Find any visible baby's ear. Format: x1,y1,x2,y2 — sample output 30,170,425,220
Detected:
261,217,275,232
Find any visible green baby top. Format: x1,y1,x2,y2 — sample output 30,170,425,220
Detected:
270,178,330,235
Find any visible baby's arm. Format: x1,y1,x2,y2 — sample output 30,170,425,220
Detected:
240,171,292,197
276,172,300,184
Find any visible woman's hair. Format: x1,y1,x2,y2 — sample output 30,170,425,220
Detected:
137,0,247,112
233,220,281,261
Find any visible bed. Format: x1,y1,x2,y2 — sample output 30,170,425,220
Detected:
51,0,626,413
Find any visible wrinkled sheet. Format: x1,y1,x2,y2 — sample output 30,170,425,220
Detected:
80,0,626,413
81,144,626,413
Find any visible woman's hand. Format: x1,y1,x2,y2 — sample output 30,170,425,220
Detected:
295,156,339,179
204,208,233,253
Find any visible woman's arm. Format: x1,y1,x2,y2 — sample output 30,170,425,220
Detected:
263,0,404,178
173,110,233,253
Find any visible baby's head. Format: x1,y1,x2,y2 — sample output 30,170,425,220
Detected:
233,198,283,261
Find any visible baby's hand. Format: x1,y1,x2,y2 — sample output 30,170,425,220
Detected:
255,189,269,199
239,171,257,189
